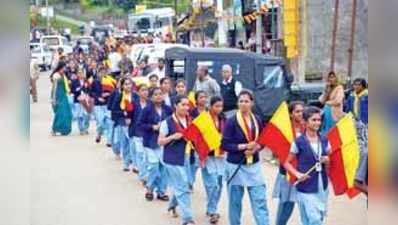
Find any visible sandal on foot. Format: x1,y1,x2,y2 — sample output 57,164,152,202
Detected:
157,194,169,201
145,192,154,201
167,207,179,218
209,214,220,224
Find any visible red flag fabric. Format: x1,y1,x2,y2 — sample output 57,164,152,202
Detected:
327,113,361,198
183,111,222,165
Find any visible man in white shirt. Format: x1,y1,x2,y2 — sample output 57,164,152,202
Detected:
108,48,122,77
219,64,242,117
152,58,166,80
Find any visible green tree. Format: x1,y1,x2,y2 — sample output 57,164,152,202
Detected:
114,0,138,12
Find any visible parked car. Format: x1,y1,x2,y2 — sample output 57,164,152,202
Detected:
40,35,73,54
30,42,52,71
130,43,187,68
165,47,293,120
75,36,95,54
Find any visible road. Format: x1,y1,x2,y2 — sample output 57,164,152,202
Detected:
30,72,367,225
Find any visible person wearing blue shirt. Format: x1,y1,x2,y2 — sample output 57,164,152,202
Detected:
138,87,173,202
70,70,90,135
110,77,135,171
129,84,150,185
273,101,305,225
89,71,107,144
201,96,226,224
187,90,208,188
158,95,196,225
345,78,368,125
284,106,331,225
107,85,121,151
221,90,270,225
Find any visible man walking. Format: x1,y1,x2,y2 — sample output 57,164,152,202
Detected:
193,65,220,104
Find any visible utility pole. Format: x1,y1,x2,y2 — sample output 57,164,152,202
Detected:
200,0,205,47
298,0,307,84
256,0,262,53
330,0,340,73
217,0,226,46
46,0,50,35
347,0,357,85
174,0,178,40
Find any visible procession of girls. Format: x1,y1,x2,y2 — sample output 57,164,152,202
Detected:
50,58,368,225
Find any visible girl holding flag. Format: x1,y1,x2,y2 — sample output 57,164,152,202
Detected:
284,106,331,225
221,90,270,225
186,90,208,188
101,70,117,147
273,101,305,225
202,96,226,224
110,77,135,171
139,87,173,202
50,62,73,136
158,95,196,225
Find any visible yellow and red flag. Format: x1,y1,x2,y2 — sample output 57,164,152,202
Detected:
257,101,297,182
120,91,134,112
188,91,196,110
258,102,294,163
327,113,361,198
101,75,117,92
184,111,222,165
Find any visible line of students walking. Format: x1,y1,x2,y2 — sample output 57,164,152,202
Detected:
50,60,367,225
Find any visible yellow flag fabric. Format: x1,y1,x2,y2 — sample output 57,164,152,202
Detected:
192,111,222,151
270,101,294,143
337,113,360,190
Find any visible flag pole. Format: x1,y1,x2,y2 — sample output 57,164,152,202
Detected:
293,163,318,186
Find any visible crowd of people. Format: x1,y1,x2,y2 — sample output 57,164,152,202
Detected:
37,33,368,225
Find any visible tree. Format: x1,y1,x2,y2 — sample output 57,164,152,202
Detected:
114,0,138,12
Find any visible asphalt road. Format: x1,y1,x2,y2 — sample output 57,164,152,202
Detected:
30,72,367,225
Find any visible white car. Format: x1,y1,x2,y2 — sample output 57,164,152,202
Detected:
30,43,52,71
129,43,188,67
40,35,73,54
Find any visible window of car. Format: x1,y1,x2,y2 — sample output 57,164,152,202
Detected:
169,59,185,80
42,37,60,46
31,45,41,54
196,60,241,81
261,65,284,89
79,38,91,45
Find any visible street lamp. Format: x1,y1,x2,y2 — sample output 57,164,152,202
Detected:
46,0,50,35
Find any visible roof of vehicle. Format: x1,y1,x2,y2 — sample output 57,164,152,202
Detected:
166,47,284,65
130,7,175,16
41,35,66,39
30,42,49,47
291,82,325,91
77,36,94,40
